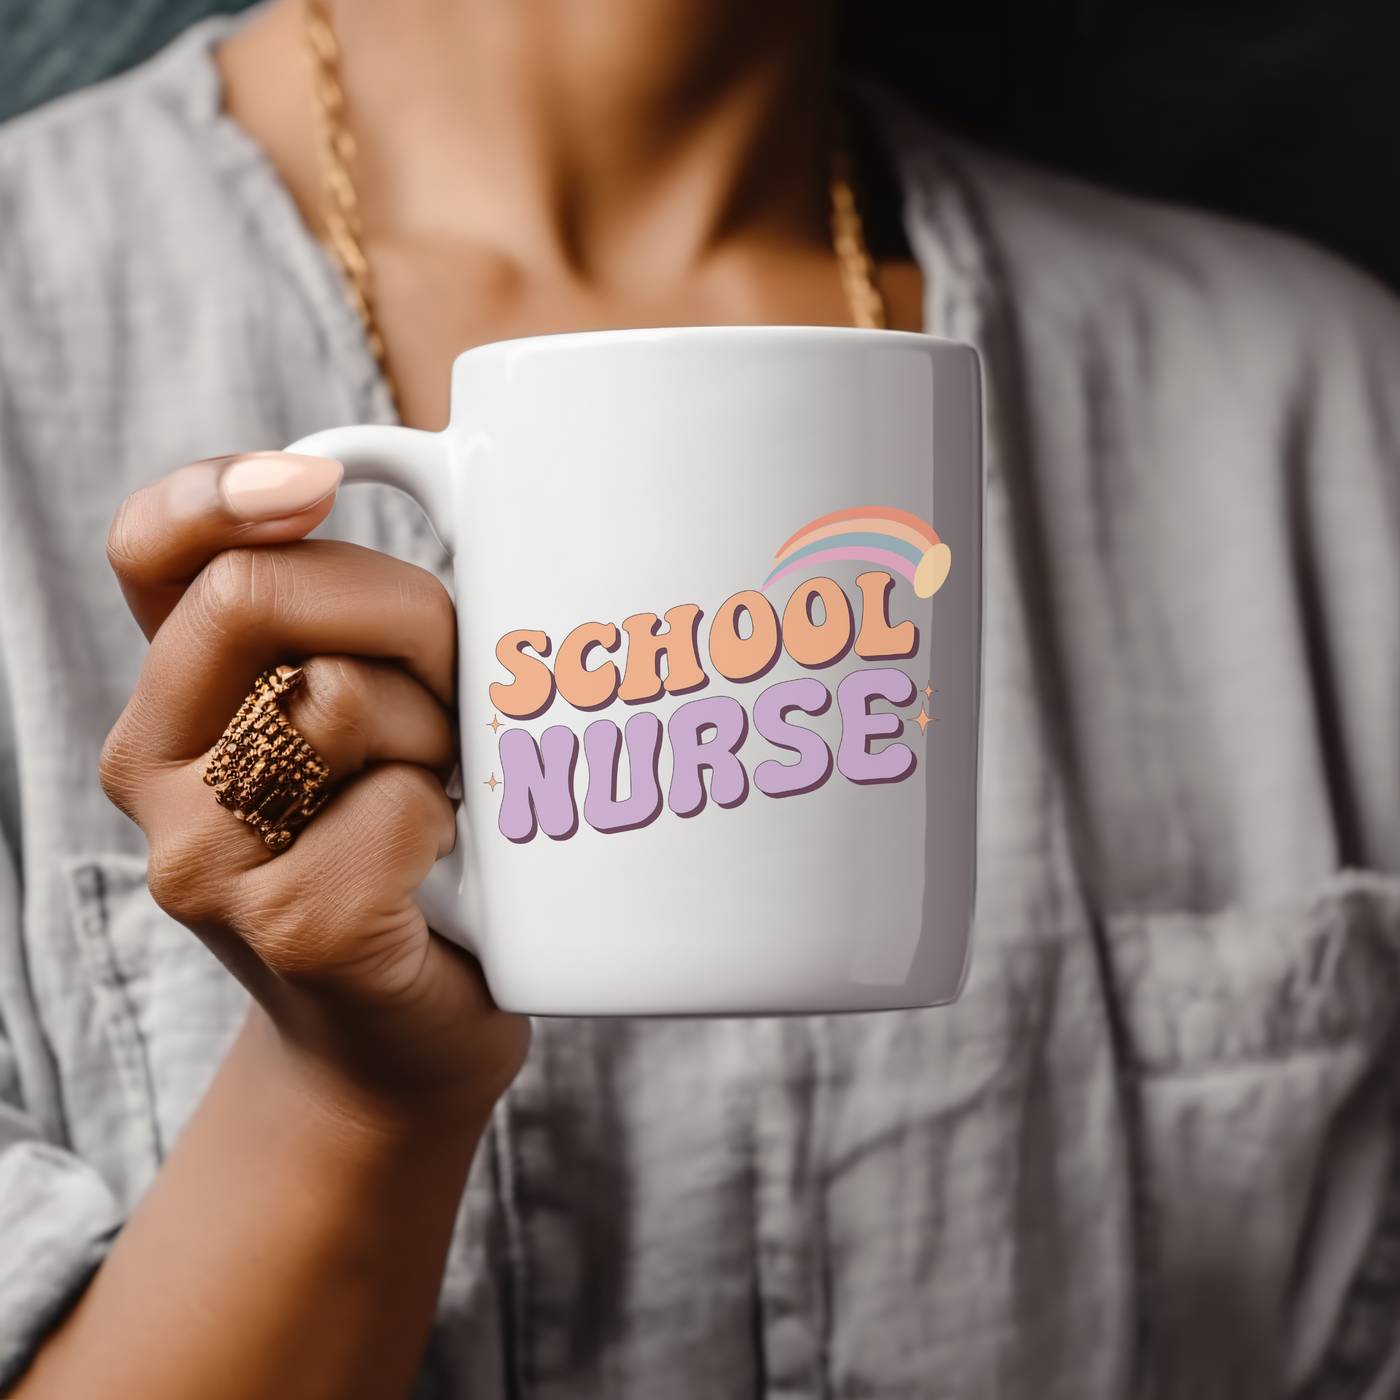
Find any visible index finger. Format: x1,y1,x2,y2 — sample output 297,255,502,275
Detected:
109,452,344,639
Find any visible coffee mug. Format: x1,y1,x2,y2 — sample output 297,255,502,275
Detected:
287,325,982,1016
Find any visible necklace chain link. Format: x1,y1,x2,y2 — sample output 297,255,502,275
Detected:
303,0,888,412
830,144,888,332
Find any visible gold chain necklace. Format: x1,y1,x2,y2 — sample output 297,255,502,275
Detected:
304,0,888,411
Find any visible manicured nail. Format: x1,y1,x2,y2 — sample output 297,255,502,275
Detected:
220,452,343,521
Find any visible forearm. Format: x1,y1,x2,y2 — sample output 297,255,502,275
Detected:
13,1005,486,1400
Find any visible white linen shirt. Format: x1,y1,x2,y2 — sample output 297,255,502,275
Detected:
1,17,1398,1400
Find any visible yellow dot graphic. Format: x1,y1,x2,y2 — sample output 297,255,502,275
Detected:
914,543,952,598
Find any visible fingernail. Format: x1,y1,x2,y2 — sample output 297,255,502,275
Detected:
220,452,343,521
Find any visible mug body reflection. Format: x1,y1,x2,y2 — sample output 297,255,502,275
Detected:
289,325,983,1016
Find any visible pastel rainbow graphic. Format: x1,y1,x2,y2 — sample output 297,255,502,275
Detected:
762,507,952,599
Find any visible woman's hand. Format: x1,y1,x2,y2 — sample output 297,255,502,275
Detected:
100,450,529,1119
16,452,529,1400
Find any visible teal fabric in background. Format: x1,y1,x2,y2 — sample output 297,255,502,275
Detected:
0,0,256,124
4,0,1400,290
841,0,1400,294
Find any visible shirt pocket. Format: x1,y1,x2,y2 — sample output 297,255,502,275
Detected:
62,854,248,1209
1106,870,1400,1400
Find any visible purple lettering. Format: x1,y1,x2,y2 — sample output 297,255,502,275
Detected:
582,713,664,834
498,726,580,841
667,696,749,817
753,678,833,797
835,668,917,785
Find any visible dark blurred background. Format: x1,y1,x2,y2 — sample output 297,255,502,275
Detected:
4,0,1399,292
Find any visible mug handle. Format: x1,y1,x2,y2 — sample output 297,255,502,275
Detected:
284,425,455,548
282,424,480,955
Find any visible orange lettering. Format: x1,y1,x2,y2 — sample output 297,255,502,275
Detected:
555,621,621,711
619,606,706,703
781,578,853,670
489,630,555,719
708,590,782,683
854,572,918,660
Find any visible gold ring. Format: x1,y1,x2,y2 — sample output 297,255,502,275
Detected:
204,665,332,852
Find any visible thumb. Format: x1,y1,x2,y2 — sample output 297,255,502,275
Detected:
108,452,343,640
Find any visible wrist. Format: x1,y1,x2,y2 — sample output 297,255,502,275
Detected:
239,934,529,1150
241,1002,498,1162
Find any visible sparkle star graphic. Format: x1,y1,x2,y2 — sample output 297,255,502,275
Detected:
487,714,502,734
923,684,934,699
484,773,500,793
912,706,934,734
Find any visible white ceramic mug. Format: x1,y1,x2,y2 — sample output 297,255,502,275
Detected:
288,325,982,1016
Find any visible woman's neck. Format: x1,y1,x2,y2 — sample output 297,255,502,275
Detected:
220,0,920,428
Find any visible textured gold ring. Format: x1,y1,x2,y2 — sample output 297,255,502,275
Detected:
203,665,332,852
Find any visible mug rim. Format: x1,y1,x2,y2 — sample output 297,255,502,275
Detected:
451,322,965,372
